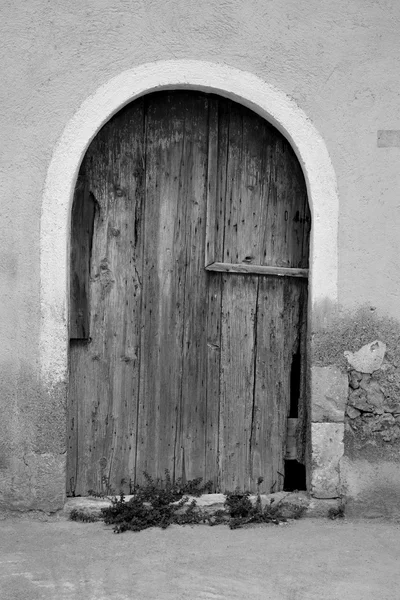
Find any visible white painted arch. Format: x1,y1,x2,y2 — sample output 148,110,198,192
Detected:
40,59,339,387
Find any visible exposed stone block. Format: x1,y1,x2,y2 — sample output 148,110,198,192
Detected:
346,406,361,419
64,496,113,518
276,492,310,518
311,423,344,498
386,404,400,414
360,377,384,408
380,426,400,442
346,369,400,442
348,388,373,412
311,366,348,422
349,371,362,389
249,492,289,509
344,340,386,373
306,497,342,518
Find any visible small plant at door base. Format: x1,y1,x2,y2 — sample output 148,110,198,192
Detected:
327,504,345,520
69,509,101,523
100,471,213,533
69,470,304,533
224,491,293,530
87,475,117,498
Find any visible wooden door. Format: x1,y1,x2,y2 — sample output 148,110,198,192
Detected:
67,91,310,496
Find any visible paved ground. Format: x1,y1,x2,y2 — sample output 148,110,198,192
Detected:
0,516,399,600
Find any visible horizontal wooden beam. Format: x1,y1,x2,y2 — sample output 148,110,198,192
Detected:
205,262,309,278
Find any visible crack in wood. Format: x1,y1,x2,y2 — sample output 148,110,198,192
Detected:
249,277,260,480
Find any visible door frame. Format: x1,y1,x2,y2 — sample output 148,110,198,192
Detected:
40,60,341,505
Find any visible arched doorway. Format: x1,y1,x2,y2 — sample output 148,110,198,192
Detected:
67,90,311,496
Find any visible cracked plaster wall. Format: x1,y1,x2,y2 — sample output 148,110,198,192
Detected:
2,0,400,511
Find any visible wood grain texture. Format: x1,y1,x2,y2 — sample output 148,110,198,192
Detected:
68,100,145,495
135,93,187,485
204,98,219,267
174,94,209,484
69,175,96,339
249,277,304,493
209,99,311,269
219,274,257,492
206,262,308,278
204,272,222,489
295,281,309,466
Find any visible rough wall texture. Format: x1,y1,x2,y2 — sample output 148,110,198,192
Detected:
313,307,400,517
1,0,400,511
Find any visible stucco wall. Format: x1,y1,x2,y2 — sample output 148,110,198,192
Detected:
1,0,400,511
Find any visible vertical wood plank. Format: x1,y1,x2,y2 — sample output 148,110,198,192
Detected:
223,103,266,266
205,98,219,267
221,102,242,265
68,101,145,495
205,101,230,489
136,93,189,484
174,94,210,484
295,281,309,466
219,274,257,492
206,99,230,266
69,175,96,339
67,341,87,495
249,277,303,493
205,272,222,490
214,99,310,270
259,136,311,268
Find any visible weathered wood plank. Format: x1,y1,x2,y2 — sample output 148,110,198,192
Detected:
68,101,145,495
259,135,310,268
206,262,308,278
73,127,113,495
205,272,222,490
250,277,305,493
174,94,210,484
67,340,88,496
219,274,257,492
295,281,309,467
69,175,96,339
223,103,269,265
204,100,231,490
136,93,190,485
69,339,107,495
204,99,230,267
249,278,287,493
221,103,242,265
204,98,219,267
210,98,311,270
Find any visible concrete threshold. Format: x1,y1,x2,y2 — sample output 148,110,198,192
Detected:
64,491,341,520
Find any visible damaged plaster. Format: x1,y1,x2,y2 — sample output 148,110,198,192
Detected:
312,306,400,515
344,340,386,374
311,423,344,499
311,365,348,423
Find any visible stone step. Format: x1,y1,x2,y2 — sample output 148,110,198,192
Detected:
64,491,341,520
